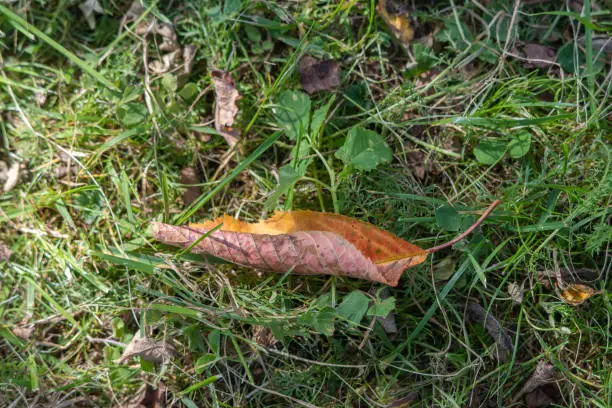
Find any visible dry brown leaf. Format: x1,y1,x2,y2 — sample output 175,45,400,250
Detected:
1,161,20,192
298,56,340,94
377,0,414,46
522,43,556,69
12,325,34,340
117,331,178,364
153,202,501,286
508,281,525,304
0,241,12,262
559,283,598,306
123,382,167,408
153,211,428,286
182,44,197,74
180,167,201,206
211,69,241,147
513,360,560,407
466,302,513,362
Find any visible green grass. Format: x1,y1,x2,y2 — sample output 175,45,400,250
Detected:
1,0,610,407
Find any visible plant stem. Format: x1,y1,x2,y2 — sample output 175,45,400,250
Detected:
426,200,502,253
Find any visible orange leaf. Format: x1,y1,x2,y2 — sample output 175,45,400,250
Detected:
559,284,598,306
152,211,427,286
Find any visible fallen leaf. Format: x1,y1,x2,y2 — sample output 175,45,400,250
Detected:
182,44,197,74
508,281,525,304
2,161,20,192
377,0,414,46
513,360,560,407
117,331,178,364
79,0,104,30
180,167,201,206
466,302,513,362
211,69,241,147
522,43,556,69
124,382,167,408
387,391,418,407
0,241,12,262
12,325,34,340
559,283,598,306
152,211,428,286
298,56,340,94
252,325,278,348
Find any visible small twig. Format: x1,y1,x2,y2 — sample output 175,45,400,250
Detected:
86,336,127,348
426,200,501,254
358,317,377,350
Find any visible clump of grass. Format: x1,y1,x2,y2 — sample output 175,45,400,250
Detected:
0,0,610,407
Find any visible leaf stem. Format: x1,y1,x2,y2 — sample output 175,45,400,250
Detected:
426,200,501,254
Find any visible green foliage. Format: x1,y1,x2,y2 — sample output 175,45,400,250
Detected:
335,126,393,171
436,205,461,232
336,291,370,324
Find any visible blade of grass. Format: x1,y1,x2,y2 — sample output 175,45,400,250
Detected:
0,5,118,92
175,131,282,224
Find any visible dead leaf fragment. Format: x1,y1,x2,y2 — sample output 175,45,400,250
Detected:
377,0,414,46
117,331,178,364
124,382,167,408
152,211,427,286
79,0,104,30
2,161,20,192
298,56,340,94
211,69,241,146
0,241,12,262
508,281,525,304
182,44,197,74
513,360,560,407
466,302,513,362
180,167,201,206
559,283,598,306
12,325,34,340
522,43,556,69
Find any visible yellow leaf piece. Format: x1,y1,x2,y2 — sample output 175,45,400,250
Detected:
559,284,598,306
377,0,414,45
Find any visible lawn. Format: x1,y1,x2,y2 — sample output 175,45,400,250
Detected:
0,0,610,407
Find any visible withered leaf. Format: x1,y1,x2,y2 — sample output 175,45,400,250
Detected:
513,360,560,407
0,241,12,262
466,302,513,362
298,56,340,94
117,331,178,364
559,283,598,306
79,0,104,30
522,43,556,69
180,167,201,206
211,70,241,147
182,44,197,74
124,382,167,408
377,0,414,46
12,325,34,340
2,161,20,193
152,211,428,286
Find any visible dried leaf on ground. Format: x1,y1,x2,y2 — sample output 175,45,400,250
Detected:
522,43,556,69
377,0,414,46
182,44,197,74
298,56,341,94
1,161,20,192
79,0,104,30
508,281,525,304
117,331,178,364
0,241,12,262
513,360,560,407
152,211,428,286
559,283,598,306
12,325,34,340
387,391,419,407
180,167,201,206
466,302,514,362
211,70,241,147
252,325,278,348
123,382,167,408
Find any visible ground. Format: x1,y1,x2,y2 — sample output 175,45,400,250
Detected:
0,0,610,407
